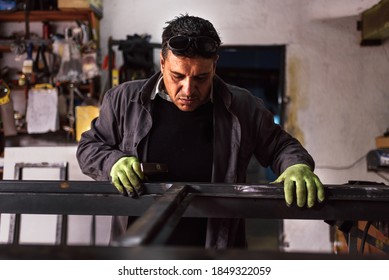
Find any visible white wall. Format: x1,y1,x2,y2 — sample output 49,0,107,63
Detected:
101,0,388,186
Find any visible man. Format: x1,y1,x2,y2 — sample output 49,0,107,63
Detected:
77,14,325,248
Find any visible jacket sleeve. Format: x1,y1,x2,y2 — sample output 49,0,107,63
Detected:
76,89,128,181
253,100,315,174
231,88,315,175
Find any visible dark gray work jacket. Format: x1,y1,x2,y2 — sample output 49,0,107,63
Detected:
77,71,314,248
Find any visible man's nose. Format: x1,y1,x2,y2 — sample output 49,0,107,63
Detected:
181,78,194,95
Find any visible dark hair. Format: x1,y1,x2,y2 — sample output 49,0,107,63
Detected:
162,14,221,58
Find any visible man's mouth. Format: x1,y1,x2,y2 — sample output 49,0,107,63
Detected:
180,98,195,104
178,96,198,104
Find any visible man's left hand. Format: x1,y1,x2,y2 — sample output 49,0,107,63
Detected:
272,164,325,208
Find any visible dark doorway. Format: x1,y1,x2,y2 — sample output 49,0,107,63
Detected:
217,45,285,126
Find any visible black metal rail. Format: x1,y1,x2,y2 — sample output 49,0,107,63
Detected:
0,180,388,258
0,244,386,260
0,180,388,219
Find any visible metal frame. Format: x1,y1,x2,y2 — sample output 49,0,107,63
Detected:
1,181,389,258
13,162,69,181
9,162,68,245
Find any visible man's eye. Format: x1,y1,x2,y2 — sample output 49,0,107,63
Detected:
195,76,208,81
172,75,184,80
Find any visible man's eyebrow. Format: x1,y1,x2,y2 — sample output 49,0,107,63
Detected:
170,70,184,76
170,70,211,77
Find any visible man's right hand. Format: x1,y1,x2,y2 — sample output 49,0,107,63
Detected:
110,156,145,196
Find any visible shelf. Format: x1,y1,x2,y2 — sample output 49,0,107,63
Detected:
0,39,52,52
4,130,78,147
0,9,97,53
0,45,10,52
0,10,91,22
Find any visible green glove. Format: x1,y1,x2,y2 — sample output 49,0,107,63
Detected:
110,156,145,196
272,164,325,208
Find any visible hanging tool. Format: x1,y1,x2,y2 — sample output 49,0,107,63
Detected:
62,83,75,140
22,42,33,75
24,0,31,40
55,28,83,83
33,44,51,83
10,38,26,59
21,42,34,100
0,80,17,136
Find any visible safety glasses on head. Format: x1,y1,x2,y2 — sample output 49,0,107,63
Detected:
167,35,218,55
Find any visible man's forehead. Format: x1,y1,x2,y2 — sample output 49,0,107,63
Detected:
164,53,214,72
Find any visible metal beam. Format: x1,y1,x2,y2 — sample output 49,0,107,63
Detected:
115,184,192,246
0,180,389,257
0,244,388,260
0,181,389,220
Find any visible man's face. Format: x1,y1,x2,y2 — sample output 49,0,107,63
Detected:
160,50,218,112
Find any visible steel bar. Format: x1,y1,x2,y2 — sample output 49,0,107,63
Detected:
0,181,388,221
348,225,359,254
13,162,68,181
115,184,191,246
8,214,21,245
0,244,388,260
0,181,388,258
0,180,388,199
116,183,389,246
150,194,195,245
57,215,68,246
11,163,69,246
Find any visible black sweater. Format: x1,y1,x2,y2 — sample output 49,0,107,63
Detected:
147,95,213,182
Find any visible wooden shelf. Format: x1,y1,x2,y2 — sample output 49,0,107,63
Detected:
0,45,10,52
0,9,97,52
0,39,52,52
0,10,91,22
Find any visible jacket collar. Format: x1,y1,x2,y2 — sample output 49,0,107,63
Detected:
213,75,232,109
139,72,162,105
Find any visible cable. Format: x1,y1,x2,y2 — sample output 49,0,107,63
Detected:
316,153,367,170
360,221,372,254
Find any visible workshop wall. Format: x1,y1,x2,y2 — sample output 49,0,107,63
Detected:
100,0,389,186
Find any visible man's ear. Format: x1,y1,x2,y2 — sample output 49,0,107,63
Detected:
160,52,165,73
213,55,219,72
